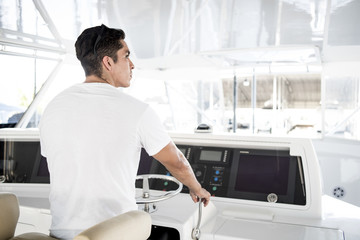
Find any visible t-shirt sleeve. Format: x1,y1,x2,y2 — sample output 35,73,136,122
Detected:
137,106,171,156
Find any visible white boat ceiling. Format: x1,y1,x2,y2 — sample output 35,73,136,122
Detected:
0,0,359,67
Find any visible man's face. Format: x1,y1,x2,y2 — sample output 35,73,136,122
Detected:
111,40,134,88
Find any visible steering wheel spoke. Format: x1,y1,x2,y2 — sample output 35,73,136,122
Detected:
142,175,150,198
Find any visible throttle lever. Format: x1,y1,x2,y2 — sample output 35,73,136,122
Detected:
191,199,202,239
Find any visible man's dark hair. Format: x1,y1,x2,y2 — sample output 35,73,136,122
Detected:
75,24,126,77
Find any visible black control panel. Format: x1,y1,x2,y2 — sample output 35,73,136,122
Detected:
139,145,306,205
1,140,306,205
188,146,232,197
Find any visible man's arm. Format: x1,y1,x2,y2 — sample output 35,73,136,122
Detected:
152,141,211,206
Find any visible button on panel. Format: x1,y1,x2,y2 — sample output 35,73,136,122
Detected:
210,176,223,186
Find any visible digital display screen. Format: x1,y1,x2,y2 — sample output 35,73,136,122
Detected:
199,150,222,162
30,153,50,183
235,154,290,195
0,160,4,173
137,148,152,175
37,156,50,177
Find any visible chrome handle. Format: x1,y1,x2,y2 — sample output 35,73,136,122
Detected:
191,199,202,239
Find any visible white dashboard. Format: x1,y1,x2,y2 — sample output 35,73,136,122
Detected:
1,129,360,240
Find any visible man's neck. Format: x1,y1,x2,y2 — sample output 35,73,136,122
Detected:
84,75,110,85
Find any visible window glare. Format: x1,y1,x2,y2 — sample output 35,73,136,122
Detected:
0,54,57,125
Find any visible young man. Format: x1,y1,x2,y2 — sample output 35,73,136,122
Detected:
39,24,210,239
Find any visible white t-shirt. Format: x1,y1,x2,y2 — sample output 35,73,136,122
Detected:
39,83,171,239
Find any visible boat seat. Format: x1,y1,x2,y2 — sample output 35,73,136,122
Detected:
0,192,152,240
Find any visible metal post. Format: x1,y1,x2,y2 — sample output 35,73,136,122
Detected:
16,60,64,128
233,74,237,133
251,68,256,134
32,0,64,47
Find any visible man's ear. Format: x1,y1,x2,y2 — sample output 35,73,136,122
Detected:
102,56,112,71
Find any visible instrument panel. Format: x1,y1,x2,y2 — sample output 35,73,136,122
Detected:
1,139,306,205
139,144,306,205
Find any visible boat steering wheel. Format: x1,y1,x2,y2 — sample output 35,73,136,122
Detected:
136,174,183,212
